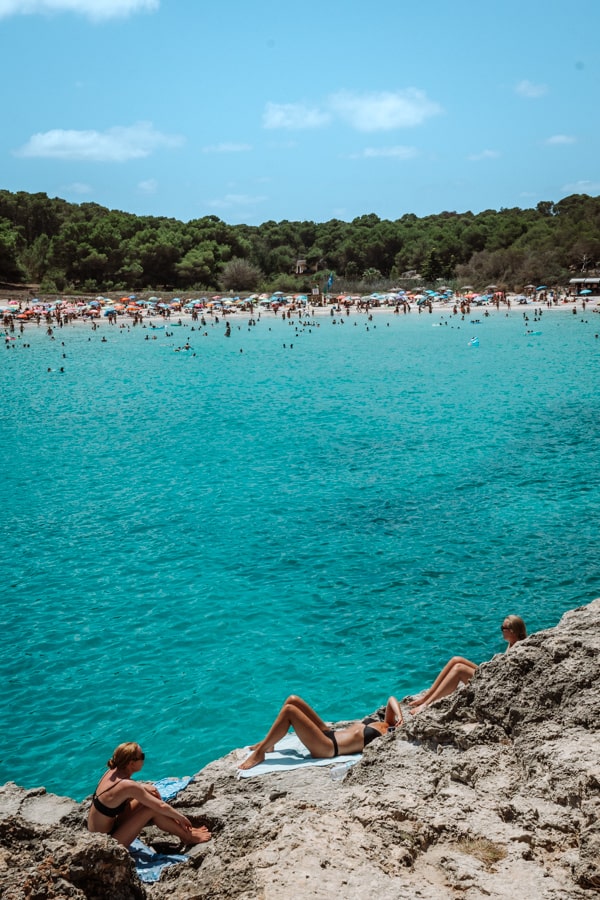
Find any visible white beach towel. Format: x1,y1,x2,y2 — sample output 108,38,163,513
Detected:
236,732,361,778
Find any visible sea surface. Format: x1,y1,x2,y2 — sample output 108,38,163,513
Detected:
1,307,599,800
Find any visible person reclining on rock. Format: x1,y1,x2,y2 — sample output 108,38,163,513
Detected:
239,694,403,770
87,742,211,847
409,615,527,714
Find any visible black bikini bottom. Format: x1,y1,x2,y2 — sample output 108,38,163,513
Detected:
322,729,339,756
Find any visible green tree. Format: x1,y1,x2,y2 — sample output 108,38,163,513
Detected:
174,244,220,287
0,217,23,281
362,267,382,285
221,257,262,291
18,233,51,282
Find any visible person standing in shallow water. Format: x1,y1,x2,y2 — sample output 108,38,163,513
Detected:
87,742,211,847
409,615,527,714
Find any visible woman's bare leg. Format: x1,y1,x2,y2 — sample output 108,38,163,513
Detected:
283,695,329,729
150,812,211,844
410,662,476,714
239,698,335,770
409,657,476,707
111,802,211,847
249,695,329,751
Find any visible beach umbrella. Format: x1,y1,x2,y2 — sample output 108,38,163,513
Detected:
536,285,547,291
580,289,592,295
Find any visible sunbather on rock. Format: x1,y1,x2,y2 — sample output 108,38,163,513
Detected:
238,694,402,770
87,742,211,847
409,614,527,714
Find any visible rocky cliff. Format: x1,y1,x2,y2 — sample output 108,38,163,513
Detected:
1,600,598,899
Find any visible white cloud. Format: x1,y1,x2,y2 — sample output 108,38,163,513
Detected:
0,0,158,20
207,193,266,209
515,79,547,99
62,181,93,194
467,149,501,161
329,89,442,131
15,122,183,162
348,145,418,160
202,143,252,153
545,134,576,145
263,90,441,133
263,102,330,130
561,179,600,194
138,178,158,194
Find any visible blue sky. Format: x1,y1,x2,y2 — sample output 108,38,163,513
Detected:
1,0,598,225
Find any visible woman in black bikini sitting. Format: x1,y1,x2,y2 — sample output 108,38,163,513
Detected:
87,742,211,847
238,695,403,770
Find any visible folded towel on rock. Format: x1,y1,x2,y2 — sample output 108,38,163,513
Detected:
237,732,361,778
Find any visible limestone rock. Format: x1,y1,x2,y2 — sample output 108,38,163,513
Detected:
1,599,598,898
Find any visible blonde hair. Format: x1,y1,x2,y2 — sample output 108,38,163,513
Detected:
107,742,142,770
502,615,527,642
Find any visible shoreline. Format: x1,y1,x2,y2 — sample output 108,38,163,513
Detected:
3,293,598,333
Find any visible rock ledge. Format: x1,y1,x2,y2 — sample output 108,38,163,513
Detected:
1,600,599,899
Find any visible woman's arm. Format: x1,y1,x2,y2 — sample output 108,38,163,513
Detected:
384,696,403,726
126,781,192,826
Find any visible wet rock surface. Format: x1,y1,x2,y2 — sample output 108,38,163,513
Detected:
1,600,598,899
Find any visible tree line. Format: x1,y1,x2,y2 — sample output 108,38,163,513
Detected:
1,189,599,295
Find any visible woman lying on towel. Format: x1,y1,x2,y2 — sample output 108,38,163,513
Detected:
409,614,527,714
87,742,211,847
238,695,403,770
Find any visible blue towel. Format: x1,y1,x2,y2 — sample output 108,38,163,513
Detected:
153,775,193,801
129,838,189,883
128,775,194,882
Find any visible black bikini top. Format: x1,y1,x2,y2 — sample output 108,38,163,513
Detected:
92,783,129,818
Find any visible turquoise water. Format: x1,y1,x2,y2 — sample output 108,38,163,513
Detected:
1,308,599,800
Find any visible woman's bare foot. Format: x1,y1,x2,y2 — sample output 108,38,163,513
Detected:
408,695,428,708
238,748,266,770
186,825,211,844
409,702,428,715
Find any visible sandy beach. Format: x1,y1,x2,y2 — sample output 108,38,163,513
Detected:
2,290,599,337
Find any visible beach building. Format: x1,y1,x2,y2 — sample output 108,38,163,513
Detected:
569,276,600,295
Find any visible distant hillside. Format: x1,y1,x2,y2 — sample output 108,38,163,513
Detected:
1,189,599,294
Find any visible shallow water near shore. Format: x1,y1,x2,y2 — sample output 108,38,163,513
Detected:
2,308,599,800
